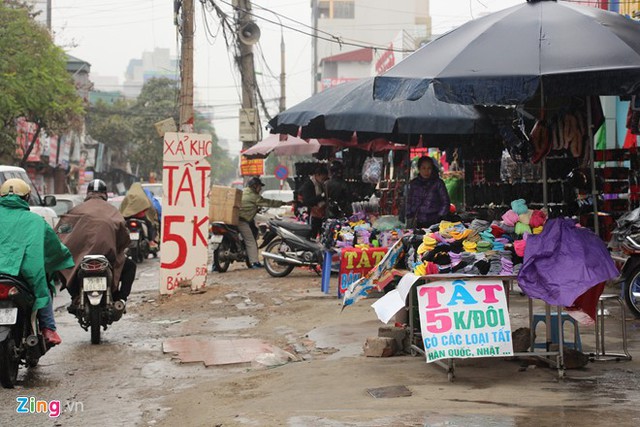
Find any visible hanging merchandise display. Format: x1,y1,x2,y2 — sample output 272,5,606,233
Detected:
361,157,383,184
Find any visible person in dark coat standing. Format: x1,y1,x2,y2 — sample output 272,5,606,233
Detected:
298,164,329,239
325,161,353,218
405,156,450,228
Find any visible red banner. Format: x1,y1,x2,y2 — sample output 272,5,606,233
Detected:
338,247,389,295
240,156,264,176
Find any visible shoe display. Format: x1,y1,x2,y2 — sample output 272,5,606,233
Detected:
42,328,62,345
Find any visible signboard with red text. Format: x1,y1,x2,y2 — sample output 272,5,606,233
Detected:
338,247,388,296
416,279,513,363
160,132,212,294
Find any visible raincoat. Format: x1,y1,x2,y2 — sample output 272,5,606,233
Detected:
517,218,619,307
120,182,159,232
56,193,130,294
0,194,74,310
239,187,285,222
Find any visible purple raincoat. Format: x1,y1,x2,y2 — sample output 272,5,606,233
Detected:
517,218,618,306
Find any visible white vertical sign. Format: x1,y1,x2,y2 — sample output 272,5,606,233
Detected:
160,132,212,294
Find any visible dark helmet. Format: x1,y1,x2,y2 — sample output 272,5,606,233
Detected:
247,177,265,188
87,179,108,194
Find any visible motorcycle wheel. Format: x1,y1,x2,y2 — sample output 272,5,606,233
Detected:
0,334,19,388
130,246,139,263
25,356,39,368
139,240,150,262
624,266,640,318
263,239,295,278
213,237,232,273
90,306,101,345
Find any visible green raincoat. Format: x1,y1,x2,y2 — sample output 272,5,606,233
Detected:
0,194,74,310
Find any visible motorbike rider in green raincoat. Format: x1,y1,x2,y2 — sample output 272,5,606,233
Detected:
0,179,74,345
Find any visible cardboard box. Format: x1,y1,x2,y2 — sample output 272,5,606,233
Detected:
209,186,242,225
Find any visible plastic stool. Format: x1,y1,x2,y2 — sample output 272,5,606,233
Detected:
531,313,582,351
592,294,632,361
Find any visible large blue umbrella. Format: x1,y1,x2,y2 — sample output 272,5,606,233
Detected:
374,0,640,105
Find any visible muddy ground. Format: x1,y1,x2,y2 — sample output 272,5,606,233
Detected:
1,257,640,426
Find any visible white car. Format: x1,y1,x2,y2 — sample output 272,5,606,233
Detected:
51,193,85,217
0,165,58,227
141,182,163,198
259,190,295,219
254,190,295,235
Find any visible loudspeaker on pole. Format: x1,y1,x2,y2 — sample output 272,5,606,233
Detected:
239,22,261,45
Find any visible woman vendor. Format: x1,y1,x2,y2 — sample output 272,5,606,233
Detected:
405,156,450,229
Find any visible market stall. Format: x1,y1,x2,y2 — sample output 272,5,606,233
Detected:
264,0,639,381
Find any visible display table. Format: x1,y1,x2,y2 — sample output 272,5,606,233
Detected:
405,274,566,381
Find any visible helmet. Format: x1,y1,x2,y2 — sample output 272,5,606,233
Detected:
0,178,31,197
247,177,265,188
87,179,107,194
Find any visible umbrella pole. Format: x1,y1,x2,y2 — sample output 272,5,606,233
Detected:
540,83,548,208
539,85,553,353
542,159,548,206
587,96,600,236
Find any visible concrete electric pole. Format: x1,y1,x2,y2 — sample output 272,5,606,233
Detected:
235,0,261,151
179,0,195,132
279,24,286,112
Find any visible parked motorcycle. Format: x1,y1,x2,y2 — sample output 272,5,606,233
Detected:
260,219,338,278
125,217,158,263
609,208,640,318
614,234,640,318
209,221,252,272
68,255,125,344
0,275,51,388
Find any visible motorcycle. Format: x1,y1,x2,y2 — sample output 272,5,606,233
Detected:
609,208,640,318
125,217,158,263
622,233,640,318
209,221,252,272
0,274,51,388
260,219,338,278
69,255,125,344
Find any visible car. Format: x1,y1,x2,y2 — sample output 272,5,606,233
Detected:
141,182,163,198
51,193,85,217
255,189,295,233
108,195,125,210
0,165,58,227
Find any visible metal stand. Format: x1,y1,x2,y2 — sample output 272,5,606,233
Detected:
591,294,632,361
407,275,565,382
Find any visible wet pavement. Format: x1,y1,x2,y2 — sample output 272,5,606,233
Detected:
0,256,638,426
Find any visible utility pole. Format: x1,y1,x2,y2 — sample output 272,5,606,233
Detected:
279,26,286,112
179,0,195,132
311,0,318,94
235,0,260,151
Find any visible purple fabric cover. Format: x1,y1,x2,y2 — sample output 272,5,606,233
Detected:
517,218,618,306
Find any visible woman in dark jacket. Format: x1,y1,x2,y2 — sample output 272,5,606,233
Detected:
298,164,329,239
405,156,450,228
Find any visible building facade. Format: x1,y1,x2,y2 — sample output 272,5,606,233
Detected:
123,48,179,98
311,0,430,92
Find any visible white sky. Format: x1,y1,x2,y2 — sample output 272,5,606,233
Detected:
51,0,521,150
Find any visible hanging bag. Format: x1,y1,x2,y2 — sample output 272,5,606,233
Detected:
362,157,382,184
